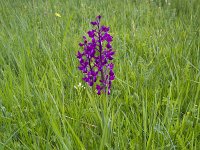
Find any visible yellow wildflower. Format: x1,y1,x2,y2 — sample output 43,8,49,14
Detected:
55,13,61,18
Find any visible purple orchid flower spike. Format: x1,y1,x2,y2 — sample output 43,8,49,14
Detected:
77,16,115,95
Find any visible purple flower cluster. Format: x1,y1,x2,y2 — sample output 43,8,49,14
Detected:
77,15,115,95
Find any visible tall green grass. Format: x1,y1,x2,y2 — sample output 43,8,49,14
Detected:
0,0,199,149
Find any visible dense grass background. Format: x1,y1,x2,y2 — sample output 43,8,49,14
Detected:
0,0,200,149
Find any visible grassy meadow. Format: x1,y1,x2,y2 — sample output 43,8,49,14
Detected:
0,0,200,149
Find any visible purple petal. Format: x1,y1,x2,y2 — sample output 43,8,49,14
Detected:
96,15,101,20
79,58,84,64
108,63,114,69
97,90,101,95
91,21,97,25
92,38,96,43
103,33,113,42
83,36,87,43
96,85,101,90
96,85,101,95
79,43,84,47
94,76,97,82
77,51,82,58
107,89,111,95
106,43,112,49
109,70,114,76
101,26,110,32
89,81,93,86
90,49,95,57
109,75,115,80
87,30,95,38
